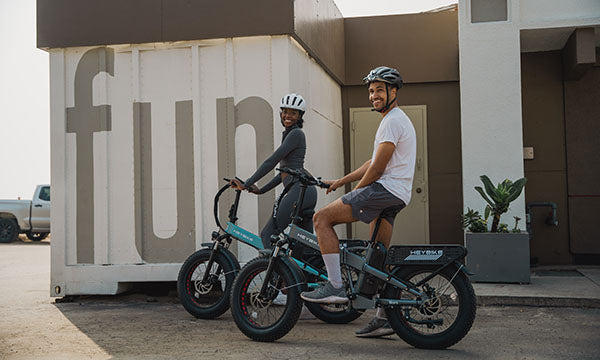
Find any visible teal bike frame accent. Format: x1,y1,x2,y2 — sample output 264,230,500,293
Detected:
225,222,327,288
225,222,264,250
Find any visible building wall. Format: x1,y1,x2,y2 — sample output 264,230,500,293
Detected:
458,0,600,233
521,51,571,265
37,0,346,84
564,63,600,260
342,82,463,245
344,11,459,85
50,36,344,296
458,0,527,228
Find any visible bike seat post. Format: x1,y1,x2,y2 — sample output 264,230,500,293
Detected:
370,217,383,243
291,181,308,225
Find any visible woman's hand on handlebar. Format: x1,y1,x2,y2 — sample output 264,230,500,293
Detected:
230,178,261,194
324,179,343,194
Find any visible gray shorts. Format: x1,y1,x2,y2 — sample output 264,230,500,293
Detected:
341,182,406,225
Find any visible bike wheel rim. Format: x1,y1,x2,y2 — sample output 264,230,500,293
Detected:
400,271,461,335
186,260,226,307
239,268,288,329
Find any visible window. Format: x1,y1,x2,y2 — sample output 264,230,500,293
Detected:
39,187,50,201
471,0,507,23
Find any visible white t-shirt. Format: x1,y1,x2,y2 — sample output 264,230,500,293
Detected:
372,107,417,205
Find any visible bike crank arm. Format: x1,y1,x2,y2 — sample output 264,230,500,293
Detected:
404,314,444,327
377,298,424,307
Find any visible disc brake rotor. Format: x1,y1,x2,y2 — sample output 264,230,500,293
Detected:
249,292,272,309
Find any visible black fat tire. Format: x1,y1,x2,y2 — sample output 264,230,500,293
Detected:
177,248,235,319
0,218,19,243
230,257,302,342
26,232,49,241
383,265,476,349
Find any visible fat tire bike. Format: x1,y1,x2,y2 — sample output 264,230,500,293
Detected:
230,168,477,348
177,173,364,324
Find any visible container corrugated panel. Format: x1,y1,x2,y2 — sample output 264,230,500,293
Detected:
49,36,344,296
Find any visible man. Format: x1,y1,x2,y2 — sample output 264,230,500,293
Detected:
300,66,416,337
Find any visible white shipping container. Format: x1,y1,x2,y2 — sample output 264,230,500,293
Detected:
50,35,345,296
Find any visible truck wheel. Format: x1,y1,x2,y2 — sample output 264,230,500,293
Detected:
26,232,49,241
0,218,19,243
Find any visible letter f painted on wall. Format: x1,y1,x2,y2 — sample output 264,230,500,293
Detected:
66,47,114,264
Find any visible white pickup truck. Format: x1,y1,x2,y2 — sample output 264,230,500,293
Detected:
0,185,51,242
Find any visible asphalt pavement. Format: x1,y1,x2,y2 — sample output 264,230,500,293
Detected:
1,237,600,359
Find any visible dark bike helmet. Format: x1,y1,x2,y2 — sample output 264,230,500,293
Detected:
362,66,403,89
363,66,403,113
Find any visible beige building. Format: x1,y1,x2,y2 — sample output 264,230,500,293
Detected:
36,0,599,295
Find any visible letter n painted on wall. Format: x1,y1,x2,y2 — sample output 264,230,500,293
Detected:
216,97,275,245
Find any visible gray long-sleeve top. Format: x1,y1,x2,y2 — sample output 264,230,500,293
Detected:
244,125,306,194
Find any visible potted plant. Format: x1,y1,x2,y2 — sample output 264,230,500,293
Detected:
463,175,530,283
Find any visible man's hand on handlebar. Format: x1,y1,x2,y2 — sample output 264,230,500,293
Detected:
246,184,260,194
324,179,344,194
230,178,246,191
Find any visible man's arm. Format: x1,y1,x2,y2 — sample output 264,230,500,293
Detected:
354,142,395,190
325,159,370,194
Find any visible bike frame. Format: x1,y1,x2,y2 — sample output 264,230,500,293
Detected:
205,179,328,288
261,169,469,312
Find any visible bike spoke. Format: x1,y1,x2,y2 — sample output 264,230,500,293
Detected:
399,272,460,335
189,260,225,306
241,269,287,328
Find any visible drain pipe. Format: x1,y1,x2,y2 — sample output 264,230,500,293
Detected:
526,202,559,265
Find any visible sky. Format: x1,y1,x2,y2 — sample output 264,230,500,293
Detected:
0,0,457,199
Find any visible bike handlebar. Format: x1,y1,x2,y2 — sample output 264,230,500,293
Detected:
276,167,334,190
214,169,331,232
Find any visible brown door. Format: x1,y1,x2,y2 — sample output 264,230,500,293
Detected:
349,106,429,245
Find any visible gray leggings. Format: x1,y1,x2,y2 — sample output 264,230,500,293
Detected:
261,182,317,249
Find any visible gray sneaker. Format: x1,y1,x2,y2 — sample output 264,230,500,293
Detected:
300,282,348,304
355,317,395,338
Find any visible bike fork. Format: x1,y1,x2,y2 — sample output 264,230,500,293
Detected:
201,242,221,283
258,245,281,297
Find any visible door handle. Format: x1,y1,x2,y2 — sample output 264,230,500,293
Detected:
34,204,42,207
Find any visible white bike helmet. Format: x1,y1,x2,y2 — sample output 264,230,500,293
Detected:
280,93,306,113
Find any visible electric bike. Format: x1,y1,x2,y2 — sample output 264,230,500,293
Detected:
230,168,477,349
176,175,364,324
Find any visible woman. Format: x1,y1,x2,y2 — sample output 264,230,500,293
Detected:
231,93,317,249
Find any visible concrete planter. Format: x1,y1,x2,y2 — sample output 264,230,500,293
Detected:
465,232,530,283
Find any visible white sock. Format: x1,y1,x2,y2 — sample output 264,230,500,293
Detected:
375,307,386,319
323,253,343,288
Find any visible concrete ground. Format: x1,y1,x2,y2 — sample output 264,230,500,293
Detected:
1,237,600,359
473,267,600,308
